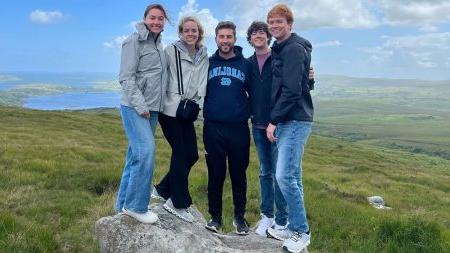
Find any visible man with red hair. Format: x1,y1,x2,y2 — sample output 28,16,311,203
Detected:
265,4,314,253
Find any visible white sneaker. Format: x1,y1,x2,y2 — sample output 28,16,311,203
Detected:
163,198,195,223
122,207,158,224
151,186,166,201
266,225,292,241
283,232,310,253
255,214,274,236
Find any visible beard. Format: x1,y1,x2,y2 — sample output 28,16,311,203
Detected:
218,43,234,54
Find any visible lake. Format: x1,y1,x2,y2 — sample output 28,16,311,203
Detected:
23,92,120,110
1,72,120,110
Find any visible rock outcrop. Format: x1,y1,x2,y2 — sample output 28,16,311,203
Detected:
95,203,308,253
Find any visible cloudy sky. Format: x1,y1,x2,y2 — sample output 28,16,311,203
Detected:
1,0,450,80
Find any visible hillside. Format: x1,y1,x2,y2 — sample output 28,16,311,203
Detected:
0,107,449,252
313,75,450,160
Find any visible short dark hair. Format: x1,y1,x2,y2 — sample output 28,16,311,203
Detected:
246,21,272,46
215,21,236,37
144,3,170,23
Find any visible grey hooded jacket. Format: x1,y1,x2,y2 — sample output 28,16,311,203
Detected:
162,40,209,117
119,22,168,114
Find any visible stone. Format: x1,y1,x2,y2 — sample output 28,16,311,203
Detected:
367,196,392,209
95,203,308,253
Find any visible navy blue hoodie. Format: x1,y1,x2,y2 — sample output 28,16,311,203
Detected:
203,46,251,123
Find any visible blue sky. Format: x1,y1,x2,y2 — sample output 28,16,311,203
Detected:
1,0,450,80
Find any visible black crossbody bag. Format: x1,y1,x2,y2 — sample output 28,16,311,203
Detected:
174,45,200,122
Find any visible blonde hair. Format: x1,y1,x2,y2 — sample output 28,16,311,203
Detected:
178,16,204,49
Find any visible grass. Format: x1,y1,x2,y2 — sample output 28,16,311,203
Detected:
311,75,450,160
0,106,449,252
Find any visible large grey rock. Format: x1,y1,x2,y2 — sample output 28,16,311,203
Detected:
95,203,308,253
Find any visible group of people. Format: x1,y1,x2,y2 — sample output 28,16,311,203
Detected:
114,3,314,253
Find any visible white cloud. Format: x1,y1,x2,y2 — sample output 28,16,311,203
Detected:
103,35,128,50
29,10,65,24
362,32,450,69
382,32,450,50
291,0,379,29
315,40,342,48
226,0,380,32
361,46,394,63
217,0,450,33
178,0,219,37
419,24,439,33
380,0,450,26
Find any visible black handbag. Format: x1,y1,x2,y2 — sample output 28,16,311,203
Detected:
173,45,200,122
176,99,200,122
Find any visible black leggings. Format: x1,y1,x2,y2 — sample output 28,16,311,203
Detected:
155,114,198,208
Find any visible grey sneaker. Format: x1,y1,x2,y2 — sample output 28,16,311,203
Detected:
255,214,274,236
267,225,292,241
233,216,250,235
163,198,195,223
283,231,310,253
205,218,222,233
151,186,166,201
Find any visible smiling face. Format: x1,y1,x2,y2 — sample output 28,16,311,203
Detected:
268,15,292,42
250,30,269,49
215,28,236,55
144,8,165,35
181,21,199,47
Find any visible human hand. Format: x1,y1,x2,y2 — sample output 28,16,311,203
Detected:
140,111,150,118
308,67,314,80
266,123,277,143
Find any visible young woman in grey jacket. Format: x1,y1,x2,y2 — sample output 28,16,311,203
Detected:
115,3,169,224
152,16,209,222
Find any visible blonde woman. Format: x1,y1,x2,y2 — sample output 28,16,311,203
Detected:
152,16,208,222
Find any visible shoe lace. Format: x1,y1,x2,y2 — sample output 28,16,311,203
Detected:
291,232,302,242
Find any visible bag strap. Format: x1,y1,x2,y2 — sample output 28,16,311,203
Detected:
174,45,184,96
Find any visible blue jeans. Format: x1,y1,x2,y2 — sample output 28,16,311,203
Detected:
252,126,288,226
275,120,312,233
115,105,158,213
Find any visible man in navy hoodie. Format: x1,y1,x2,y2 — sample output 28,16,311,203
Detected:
203,21,252,235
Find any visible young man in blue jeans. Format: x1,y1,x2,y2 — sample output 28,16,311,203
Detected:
265,4,314,253
246,21,288,236
247,21,315,237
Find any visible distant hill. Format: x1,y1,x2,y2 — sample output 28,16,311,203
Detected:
312,75,450,160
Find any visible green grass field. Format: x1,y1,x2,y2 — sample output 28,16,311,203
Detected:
313,76,450,160
1,107,449,252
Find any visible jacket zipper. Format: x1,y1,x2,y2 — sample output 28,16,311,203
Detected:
156,47,164,112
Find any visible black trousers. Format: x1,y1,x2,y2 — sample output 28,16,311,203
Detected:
156,113,198,208
203,121,250,220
